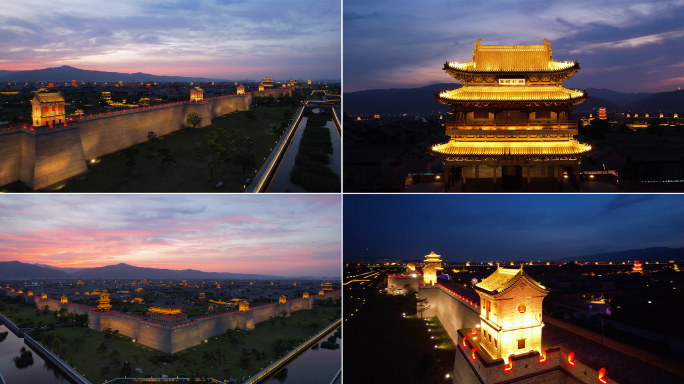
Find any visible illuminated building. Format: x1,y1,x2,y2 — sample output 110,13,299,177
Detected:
423,265,437,285
98,291,112,311
279,295,287,304
143,279,147,285
259,83,265,92
430,39,591,192
598,106,607,120
132,281,136,287
474,266,548,362
319,289,325,295
308,78,312,85
237,85,245,95
406,262,417,274
41,292,47,299
149,306,187,326
71,79,77,86
31,92,66,126
424,251,443,270
632,260,644,274
60,296,68,304
28,290,33,297
239,300,250,312
47,82,54,88
262,77,274,88
303,292,310,299
675,113,679,118
321,282,333,292
190,87,204,102
199,292,206,299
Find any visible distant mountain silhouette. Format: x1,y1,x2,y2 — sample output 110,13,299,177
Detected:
0,261,71,279
0,261,288,280
344,83,459,116
33,263,84,274
344,84,684,116
560,247,684,262
623,89,684,113
0,65,227,83
583,88,653,108
72,263,283,280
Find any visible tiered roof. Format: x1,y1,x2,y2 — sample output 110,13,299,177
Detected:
438,86,585,103
475,266,547,295
431,141,591,158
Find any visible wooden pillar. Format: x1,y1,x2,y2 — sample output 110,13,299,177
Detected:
444,164,450,192
462,165,467,184
492,165,497,184
575,161,581,184
526,164,531,191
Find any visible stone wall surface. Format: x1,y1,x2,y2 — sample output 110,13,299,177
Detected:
0,88,292,190
137,324,173,353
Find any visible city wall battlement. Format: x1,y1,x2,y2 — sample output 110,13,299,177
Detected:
0,88,291,190
417,281,480,345
1,288,339,354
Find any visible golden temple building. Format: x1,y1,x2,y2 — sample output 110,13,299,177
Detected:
424,251,443,270
149,306,187,325
60,296,68,304
41,292,48,299
474,266,548,362
237,84,245,95
239,300,250,312
279,295,287,304
431,39,591,192
262,77,274,88
321,282,333,291
423,265,437,285
303,292,310,299
259,83,265,92
98,291,112,311
319,289,326,296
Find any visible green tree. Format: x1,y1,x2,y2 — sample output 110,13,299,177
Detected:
147,131,158,149
280,309,288,318
97,342,108,359
417,298,430,319
123,148,140,171
109,349,121,366
100,366,110,381
158,148,177,165
186,112,202,130
233,148,256,182
244,110,258,124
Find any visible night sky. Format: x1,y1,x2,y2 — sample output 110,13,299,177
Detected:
0,194,341,278
344,0,684,93
344,194,684,262
0,0,341,80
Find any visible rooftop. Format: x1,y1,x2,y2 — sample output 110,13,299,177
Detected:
32,92,64,103
431,140,592,158
437,86,586,103
447,38,577,73
474,266,547,294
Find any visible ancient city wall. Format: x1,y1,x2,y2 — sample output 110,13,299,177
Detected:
388,276,421,294
0,88,291,190
417,283,480,345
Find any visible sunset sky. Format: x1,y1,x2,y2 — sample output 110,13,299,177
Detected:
344,0,684,93
0,0,341,80
344,194,684,262
0,195,341,278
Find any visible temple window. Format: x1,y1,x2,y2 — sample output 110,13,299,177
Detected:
518,339,526,349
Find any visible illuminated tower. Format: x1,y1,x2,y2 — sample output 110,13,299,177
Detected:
60,296,68,304
406,262,416,274
598,106,607,120
474,266,548,362
424,251,443,270
303,292,310,299
239,300,250,312
262,77,273,88
190,87,204,102
308,78,312,85
98,291,112,311
632,260,643,274
431,39,591,192
319,289,325,296
423,265,437,285
259,83,265,92
237,85,245,95
28,290,34,297
321,282,333,292
41,292,48,299
31,92,66,126
279,295,287,304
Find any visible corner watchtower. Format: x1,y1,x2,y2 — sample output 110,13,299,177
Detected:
190,87,204,102
473,266,548,363
31,91,66,126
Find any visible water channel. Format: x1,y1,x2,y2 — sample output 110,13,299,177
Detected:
0,324,72,384
264,328,341,384
267,111,341,192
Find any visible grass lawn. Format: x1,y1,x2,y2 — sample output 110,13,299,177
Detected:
31,305,340,383
0,303,64,328
344,287,454,384
53,105,294,192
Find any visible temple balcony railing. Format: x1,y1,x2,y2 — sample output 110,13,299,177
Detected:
445,119,577,130
446,129,579,139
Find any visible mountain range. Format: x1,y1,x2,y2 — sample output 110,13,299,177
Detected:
560,247,684,263
344,84,683,116
0,261,295,280
0,65,227,83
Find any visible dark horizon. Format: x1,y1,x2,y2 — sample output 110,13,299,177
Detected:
344,195,684,263
344,0,684,93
